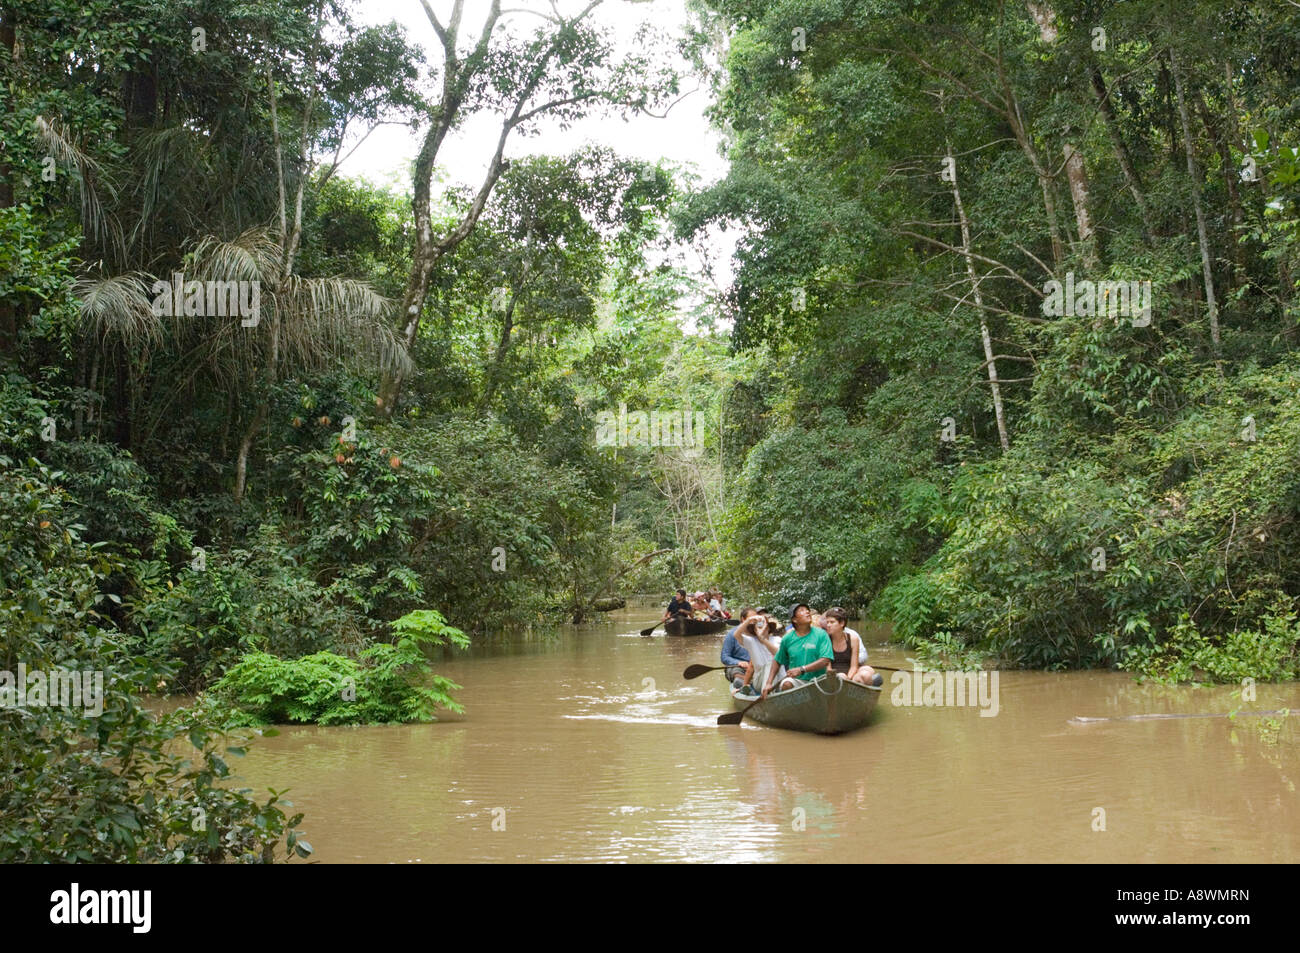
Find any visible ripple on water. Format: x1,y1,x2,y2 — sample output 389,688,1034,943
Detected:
563,688,725,728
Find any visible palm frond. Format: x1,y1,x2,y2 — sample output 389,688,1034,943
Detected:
126,125,210,251
162,271,408,393
34,115,102,177
73,272,163,352
124,125,280,256
277,276,411,375
35,115,122,262
188,227,281,284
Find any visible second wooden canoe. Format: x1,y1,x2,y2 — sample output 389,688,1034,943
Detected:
664,615,730,637
729,674,881,734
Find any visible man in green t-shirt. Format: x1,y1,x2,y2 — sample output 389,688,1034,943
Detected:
761,604,833,698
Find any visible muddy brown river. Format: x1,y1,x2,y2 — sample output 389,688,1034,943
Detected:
225,606,1300,862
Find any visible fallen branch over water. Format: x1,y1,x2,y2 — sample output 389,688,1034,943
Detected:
1069,709,1289,725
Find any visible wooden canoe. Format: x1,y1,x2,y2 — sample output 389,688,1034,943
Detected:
664,615,730,637
730,674,881,734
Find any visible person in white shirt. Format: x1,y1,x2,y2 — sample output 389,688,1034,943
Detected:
736,611,785,694
848,625,868,665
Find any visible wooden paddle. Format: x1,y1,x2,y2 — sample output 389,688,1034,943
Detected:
683,663,733,679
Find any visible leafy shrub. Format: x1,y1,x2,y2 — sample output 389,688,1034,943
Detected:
0,458,309,862
1121,597,1300,684
284,414,607,628
213,609,469,725
866,358,1300,677
40,440,169,558
870,565,946,645
131,527,366,691
907,630,989,671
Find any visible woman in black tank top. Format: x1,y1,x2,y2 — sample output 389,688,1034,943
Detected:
824,606,880,686
830,635,854,673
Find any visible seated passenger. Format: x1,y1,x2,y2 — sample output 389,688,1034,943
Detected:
662,589,691,624
721,607,755,685
690,592,710,619
708,589,728,619
735,611,784,695
823,606,880,687
760,604,833,697
847,622,869,666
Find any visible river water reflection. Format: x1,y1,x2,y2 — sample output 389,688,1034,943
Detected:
228,606,1300,862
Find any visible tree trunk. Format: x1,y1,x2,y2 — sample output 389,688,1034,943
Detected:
1010,109,1065,269
280,4,322,280
267,63,288,249
1027,2,1089,268
1195,87,1245,289
946,136,1010,451
87,351,100,432
236,14,317,504
1170,47,1221,358
1021,2,1068,268
380,132,511,412
1159,59,1180,167
1221,61,1249,289
73,348,86,437
1088,62,1155,243
0,8,14,212
479,293,517,410
114,348,131,448
1063,142,1099,267
122,64,158,134
233,404,267,505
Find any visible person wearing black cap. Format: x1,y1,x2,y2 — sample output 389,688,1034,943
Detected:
760,603,833,698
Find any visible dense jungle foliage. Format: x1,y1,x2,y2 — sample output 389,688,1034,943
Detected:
2,0,1298,860
684,0,1300,680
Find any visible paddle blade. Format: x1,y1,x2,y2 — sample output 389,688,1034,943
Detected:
639,625,658,636
717,708,747,726
683,663,719,679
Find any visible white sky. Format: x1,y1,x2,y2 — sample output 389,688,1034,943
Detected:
338,0,738,295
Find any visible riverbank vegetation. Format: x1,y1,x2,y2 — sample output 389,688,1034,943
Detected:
0,0,711,860
686,0,1300,682
3,0,1299,861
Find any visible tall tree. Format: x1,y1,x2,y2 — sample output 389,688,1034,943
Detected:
378,0,674,412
